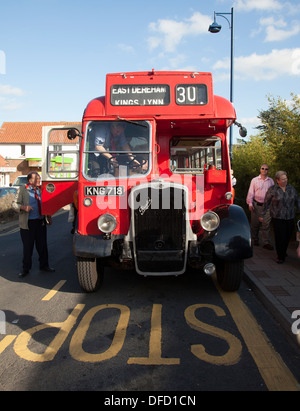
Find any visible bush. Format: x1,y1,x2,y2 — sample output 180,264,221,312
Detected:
0,193,18,223
232,93,300,218
232,136,274,212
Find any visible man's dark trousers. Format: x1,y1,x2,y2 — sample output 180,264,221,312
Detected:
20,218,49,271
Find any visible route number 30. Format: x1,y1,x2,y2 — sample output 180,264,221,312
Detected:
175,84,207,106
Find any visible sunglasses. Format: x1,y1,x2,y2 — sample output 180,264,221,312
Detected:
261,167,269,170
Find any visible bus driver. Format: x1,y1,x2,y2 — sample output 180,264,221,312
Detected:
90,121,127,176
90,121,140,177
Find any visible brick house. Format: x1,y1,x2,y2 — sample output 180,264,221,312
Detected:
0,122,80,186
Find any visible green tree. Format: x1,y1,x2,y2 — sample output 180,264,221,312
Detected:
232,93,300,212
257,93,300,191
232,136,274,210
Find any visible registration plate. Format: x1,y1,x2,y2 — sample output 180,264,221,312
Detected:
84,186,125,196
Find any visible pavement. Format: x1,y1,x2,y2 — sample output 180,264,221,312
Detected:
1,215,300,350
244,240,300,350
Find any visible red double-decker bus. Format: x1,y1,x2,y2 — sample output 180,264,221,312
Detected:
41,70,252,292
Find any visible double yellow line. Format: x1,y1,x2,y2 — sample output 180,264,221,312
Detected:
214,276,299,391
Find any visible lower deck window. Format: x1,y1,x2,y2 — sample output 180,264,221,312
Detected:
170,136,222,174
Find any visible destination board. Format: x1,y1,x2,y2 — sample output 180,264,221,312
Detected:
111,84,170,106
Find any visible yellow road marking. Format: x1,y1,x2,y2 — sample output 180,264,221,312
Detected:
70,304,130,362
213,276,300,391
184,304,242,365
128,304,180,365
0,335,16,354
14,304,84,362
42,280,66,301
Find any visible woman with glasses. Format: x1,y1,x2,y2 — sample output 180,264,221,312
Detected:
261,171,300,264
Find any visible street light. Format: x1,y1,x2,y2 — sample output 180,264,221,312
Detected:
209,7,234,158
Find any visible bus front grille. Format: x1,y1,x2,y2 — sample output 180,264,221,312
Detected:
132,184,187,274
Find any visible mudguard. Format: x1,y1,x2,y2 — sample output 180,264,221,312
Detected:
212,204,252,261
73,232,113,258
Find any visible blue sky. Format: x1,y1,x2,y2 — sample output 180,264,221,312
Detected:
0,0,299,143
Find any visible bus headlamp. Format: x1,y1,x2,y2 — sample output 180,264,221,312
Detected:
200,211,220,232
97,213,117,233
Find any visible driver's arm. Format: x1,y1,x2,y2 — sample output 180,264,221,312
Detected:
122,143,141,165
95,144,113,160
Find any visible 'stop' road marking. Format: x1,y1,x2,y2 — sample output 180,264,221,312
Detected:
42,280,66,301
213,276,300,391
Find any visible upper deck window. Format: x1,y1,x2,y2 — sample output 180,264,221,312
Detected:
170,136,222,174
84,120,151,180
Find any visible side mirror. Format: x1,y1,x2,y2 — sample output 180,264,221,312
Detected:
67,129,82,140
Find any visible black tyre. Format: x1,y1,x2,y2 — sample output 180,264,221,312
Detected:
77,257,104,292
216,260,244,291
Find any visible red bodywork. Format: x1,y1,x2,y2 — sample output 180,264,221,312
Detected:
42,71,236,237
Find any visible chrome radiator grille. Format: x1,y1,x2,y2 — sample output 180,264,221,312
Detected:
132,184,187,274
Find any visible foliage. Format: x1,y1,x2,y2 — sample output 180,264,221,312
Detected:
0,193,18,223
257,93,300,191
232,136,274,210
232,93,300,211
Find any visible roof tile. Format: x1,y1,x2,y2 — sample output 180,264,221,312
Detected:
0,122,80,144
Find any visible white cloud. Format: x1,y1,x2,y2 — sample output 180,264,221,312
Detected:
169,54,187,68
233,0,283,11
0,84,25,111
0,84,24,96
1,100,23,111
147,36,162,51
256,16,300,42
148,12,211,53
213,48,300,81
265,24,300,41
117,43,135,54
240,116,261,128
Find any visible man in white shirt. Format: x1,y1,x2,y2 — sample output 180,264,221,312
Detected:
246,164,274,249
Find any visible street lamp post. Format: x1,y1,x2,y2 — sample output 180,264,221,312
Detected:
208,7,234,159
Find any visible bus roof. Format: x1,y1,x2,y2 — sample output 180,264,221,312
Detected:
83,71,236,122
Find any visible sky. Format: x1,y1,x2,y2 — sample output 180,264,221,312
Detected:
0,0,299,143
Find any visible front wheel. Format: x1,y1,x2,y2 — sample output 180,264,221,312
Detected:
77,257,104,292
216,260,244,292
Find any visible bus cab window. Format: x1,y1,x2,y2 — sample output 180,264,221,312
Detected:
84,120,150,179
